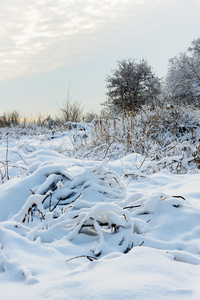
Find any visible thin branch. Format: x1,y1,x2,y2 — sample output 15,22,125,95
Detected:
171,195,186,200
65,255,98,263
50,193,82,212
12,151,29,166
123,204,141,210
6,133,9,180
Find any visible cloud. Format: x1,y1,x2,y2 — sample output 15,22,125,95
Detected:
0,0,199,81
0,0,134,80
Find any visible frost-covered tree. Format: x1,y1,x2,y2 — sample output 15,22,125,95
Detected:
165,37,200,105
188,37,200,98
104,59,161,113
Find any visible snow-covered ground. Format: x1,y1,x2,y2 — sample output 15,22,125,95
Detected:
0,126,200,299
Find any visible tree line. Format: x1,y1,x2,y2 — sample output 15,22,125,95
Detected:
1,36,199,127
103,36,200,114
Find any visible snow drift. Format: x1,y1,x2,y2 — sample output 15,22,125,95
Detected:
0,126,200,299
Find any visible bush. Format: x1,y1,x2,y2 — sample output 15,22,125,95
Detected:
69,104,200,166
0,111,20,127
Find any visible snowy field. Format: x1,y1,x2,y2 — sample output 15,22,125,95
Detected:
0,124,200,299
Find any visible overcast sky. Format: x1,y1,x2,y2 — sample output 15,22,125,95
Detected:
0,0,200,117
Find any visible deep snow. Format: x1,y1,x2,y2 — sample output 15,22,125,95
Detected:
0,127,200,299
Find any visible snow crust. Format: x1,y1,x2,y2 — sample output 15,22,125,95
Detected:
0,128,200,299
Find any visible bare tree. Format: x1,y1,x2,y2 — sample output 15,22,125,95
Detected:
60,89,83,122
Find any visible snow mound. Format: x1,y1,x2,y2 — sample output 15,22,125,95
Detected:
0,150,200,299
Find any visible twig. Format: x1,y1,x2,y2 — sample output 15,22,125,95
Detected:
171,195,186,200
124,242,134,254
102,142,114,160
50,193,82,212
12,151,29,166
123,205,141,210
2,162,27,171
138,152,148,170
6,133,9,180
124,173,146,179
65,255,98,263
49,193,52,211
0,161,6,180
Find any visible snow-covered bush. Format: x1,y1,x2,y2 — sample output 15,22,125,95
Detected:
7,159,148,255
0,105,199,178
6,152,199,258
13,162,125,224
67,105,200,169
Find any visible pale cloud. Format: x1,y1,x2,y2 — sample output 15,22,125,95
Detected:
0,0,199,81
0,0,145,80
